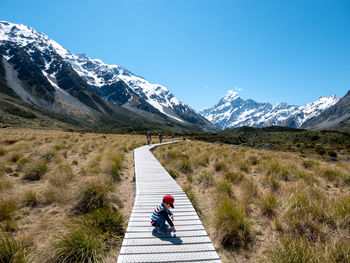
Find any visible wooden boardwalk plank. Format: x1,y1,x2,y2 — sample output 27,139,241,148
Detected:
117,143,221,263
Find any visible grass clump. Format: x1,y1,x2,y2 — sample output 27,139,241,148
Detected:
23,160,48,181
215,197,252,249
0,178,13,192
168,169,178,179
265,237,318,263
184,186,200,214
224,172,244,184
23,190,39,207
0,234,25,263
329,239,350,263
0,148,7,156
74,179,113,214
260,192,278,217
179,159,192,173
47,226,105,263
198,172,214,187
214,161,227,172
83,208,125,238
0,198,16,222
217,182,233,198
10,153,21,163
106,154,124,181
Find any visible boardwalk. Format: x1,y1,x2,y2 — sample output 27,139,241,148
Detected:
117,142,222,263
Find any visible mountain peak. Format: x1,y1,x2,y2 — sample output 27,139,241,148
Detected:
223,90,239,101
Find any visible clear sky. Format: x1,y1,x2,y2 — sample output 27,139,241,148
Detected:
1,0,349,111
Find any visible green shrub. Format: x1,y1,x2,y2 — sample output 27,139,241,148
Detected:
0,234,25,263
74,179,112,214
47,226,105,263
215,197,252,249
83,208,125,237
23,160,48,181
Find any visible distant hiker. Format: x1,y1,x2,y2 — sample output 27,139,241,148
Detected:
171,133,175,141
151,194,176,234
158,133,163,143
147,132,151,145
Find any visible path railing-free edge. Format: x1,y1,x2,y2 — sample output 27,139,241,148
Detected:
117,141,222,263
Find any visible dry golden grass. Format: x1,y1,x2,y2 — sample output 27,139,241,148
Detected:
0,128,147,262
153,140,350,263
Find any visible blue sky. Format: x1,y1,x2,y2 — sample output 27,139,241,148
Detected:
1,0,349,111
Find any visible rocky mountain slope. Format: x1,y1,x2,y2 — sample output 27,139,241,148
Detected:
200,90,339,130
0,21,216,131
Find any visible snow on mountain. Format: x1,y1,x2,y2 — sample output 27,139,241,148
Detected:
1,21,213,127
200,90,339,130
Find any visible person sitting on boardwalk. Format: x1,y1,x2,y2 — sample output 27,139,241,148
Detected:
151,194,176,234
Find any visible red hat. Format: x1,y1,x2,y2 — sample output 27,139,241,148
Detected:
163,194,174,208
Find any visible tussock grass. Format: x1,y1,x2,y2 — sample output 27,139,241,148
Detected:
47,225,105,263
214,161,227,172
0,148,7,156
23,160,48,181
106,153,124,181
217,182,233,198
83,208,125,238
0,178,13,192
259,192,278,216
183,186,200,214
197,172,214,187
0,198,16,222
0,234,25,263
73,179,113,214
23,190,39,207
224,171,244,184
168,169,178,179
215,197,253,249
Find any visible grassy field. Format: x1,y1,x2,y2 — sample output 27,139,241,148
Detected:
153,140,350,263
0,128,149,262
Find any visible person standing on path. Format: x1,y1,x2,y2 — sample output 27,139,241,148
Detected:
147,132,152,145
158,133,163,143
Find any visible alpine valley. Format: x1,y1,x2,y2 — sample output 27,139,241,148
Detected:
0,21,216,132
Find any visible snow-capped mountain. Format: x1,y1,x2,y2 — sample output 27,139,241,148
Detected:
200,90,339,129
0,21,215,130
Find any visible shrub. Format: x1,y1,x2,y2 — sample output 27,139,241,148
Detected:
215,197,252,249
83,208,125,237
0,235,25,263
47,226,105,263
260,192,278,216
74,179,112,214
23,190,39,207
41,150,57,162
23,160,48,181
262,175,280,191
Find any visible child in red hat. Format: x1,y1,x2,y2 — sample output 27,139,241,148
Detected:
151,194,176,234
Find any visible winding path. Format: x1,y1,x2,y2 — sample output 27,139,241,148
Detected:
117,142,222,263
